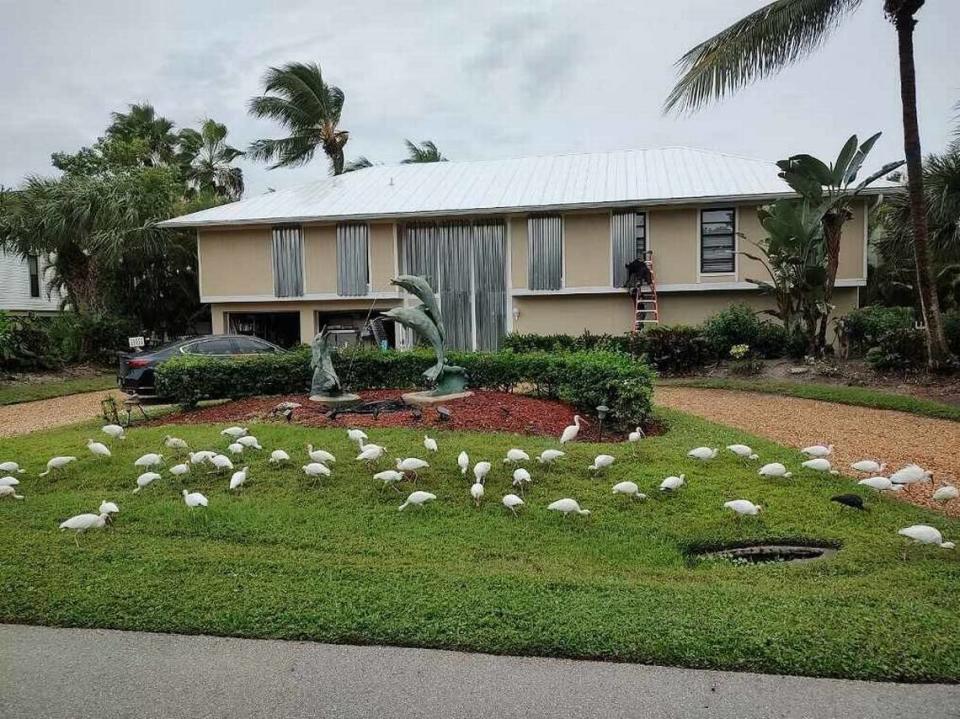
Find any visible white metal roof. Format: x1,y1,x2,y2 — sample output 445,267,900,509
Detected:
159,147,895,228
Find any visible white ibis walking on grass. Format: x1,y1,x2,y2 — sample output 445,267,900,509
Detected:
134,453,163,469
133,472,161,492
182,489,208,508
307,445,335,464
39,456,77,476
473,461,492,483
612,481,646,500
102,424,126,440
898,525,954,554
537,449,565,465
302,462,331,480
423,436,438,453
470,481,485,507
660,475,685,492
348,429,368,447
59,512,109,545
227,443,244,455
374,470,404,492
238,435,262,450
502,494,524,516
724,499,762,517
356,445,387,463
628,427,644,443
726,445,759,460
458,451,469,476
512,468,532,494
269,449,291,465
230,467,248,491
209,454,234,473
503,449,529,465
589,454,615,473
560,416,586,444
87,439,112,458
687,447,718,462
0,461,25,474
547,498,590,518
398,491,436,511
396,457,429,480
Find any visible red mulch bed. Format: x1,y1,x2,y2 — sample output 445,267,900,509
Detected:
151,389,610,439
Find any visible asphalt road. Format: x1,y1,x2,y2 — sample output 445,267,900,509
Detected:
2,624,957,719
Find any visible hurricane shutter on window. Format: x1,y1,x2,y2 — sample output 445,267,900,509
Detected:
473,222,507,351
611,211,646,287
527,216,563,290
437,223,474,350
272,226,304,297
400,224,439,290
336,223,370,296
700,209,736,274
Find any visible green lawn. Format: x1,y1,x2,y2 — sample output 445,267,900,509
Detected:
660,377,960,422
0,373,116,405
1,412,959,682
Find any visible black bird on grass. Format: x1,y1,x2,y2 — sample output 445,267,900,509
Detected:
831,494,866,511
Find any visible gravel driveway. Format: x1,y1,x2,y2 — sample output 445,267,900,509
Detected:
657,386,960,517
0,389,125,438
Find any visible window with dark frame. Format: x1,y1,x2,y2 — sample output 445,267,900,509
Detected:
27,255,40,298
700,208,736,274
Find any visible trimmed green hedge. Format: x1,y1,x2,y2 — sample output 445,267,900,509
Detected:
156,347,655,427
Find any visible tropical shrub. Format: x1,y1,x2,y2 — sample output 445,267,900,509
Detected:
702,304,763,356
640,325,711,374
842,306,915,355
47,312,135,365
0,312,59,370
753,322,789,359
156,348,656,427
865,327,927,371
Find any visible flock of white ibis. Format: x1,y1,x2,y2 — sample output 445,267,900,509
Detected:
0,414,955,553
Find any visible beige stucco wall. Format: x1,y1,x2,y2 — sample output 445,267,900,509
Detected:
303,225,337,294
510,217,527,289
199,227,273,297
648,208,698,285
370,222,396,292
512,294,635,335
563,212,611,287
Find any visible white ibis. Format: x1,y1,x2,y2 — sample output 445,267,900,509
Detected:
189,451,216,465
503,449,530,465
726,445,759,460
933,485,959,503
209,454,234,473
374,470,405,491
470,481,485,506
134,453,163,469
396,458,429,480
133,471,161,492
347,429,368,447
801,458,838,474
0,476,19,487
473,461,492,483
229,467,248,491
851,460,885,474
0,485,23,500
39,456,77,476
182,489,208,508
724,499,762,516
547,498,590,517
759,463,792,478
890,464,933,485
164,435,188,452
537,449,565,465
86,439,112,459
502,493,524,516
169,463,190,478
398,490,436,511
356,445,386,463
512,468,532,494
801,444,833,458
238,435,262,450
0,461,25,474
612,481,646,500
659,475,685,492
627,427,644,443
269,449,291,465
457,451,469,476
687,447,718,461
307,445,335,464
560,416,586,444
898,525,954,550
102,424,126,440
858,476,902,492
302,462,331,479
423,436,438,453
59,512,109,545
227,443,244,455
221,427,247,439
99,500,119,515
589,454,615,472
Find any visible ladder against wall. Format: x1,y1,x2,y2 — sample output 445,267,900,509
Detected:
631,251,659,333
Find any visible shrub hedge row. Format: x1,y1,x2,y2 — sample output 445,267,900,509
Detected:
156,347,656,427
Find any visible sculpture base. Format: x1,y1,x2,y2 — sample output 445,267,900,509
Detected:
309,392,361,407
402,390,473,407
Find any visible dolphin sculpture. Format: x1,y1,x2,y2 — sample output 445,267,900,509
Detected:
382,305,446,382
390,275,444,343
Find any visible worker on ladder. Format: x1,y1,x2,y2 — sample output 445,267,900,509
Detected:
623,253,653,294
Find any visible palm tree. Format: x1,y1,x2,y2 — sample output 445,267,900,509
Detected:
664,0,951,368
247,62,349,174
177,119,244,200
401,140,448,164
106,103,178,166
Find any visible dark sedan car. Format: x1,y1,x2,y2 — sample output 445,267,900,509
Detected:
118,334,285,398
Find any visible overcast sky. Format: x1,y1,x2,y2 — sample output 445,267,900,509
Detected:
1,0,957,197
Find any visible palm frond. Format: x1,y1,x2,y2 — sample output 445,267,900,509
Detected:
665,0,861,114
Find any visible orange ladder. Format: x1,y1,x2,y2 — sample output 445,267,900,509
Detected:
632,251,659,332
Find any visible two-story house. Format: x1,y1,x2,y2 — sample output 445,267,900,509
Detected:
159,147,884,349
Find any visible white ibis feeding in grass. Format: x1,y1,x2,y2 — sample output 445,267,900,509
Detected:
724,499,762,517
134,453,163,469
423,436,438,453
470,481,485,507
758,463,792,478
164,435,188,452
547,498,590,518
396,457,429,480
169,463,190,479
269,449,291,465
221,427,247,439
612,481,646,500
227,443,244,455
933,485,959,503
356,445,386,464
99,500,119,516
560,416,586,444
182,489,208,508
851,460,885,474
831,494,865,511
374,470,404,492
473,461,492,483
502,494,524,516
801,444,833,458
898,525,954,556
659,475,685,492
307,445,335,464
858,476,902,492
39,456,77,476
890,464,933,486
801,458,838,475
687,447,718,462
101,424,126,440
0,486,23,500
398,491,436,511
189,451,216,465
86,439,111,459
537,450,565,465
0,476,19,486
458,451,469,476
589,454,615,473
726,445,759,460
59,512,109,545
133,472,161,492
237,435,262,450
628,427,645,443
503,449,530,465
209,454,234,473
302,462,331,480
230,467,248,491
512,468,532,494
348,429,368,447
0,462,25,474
